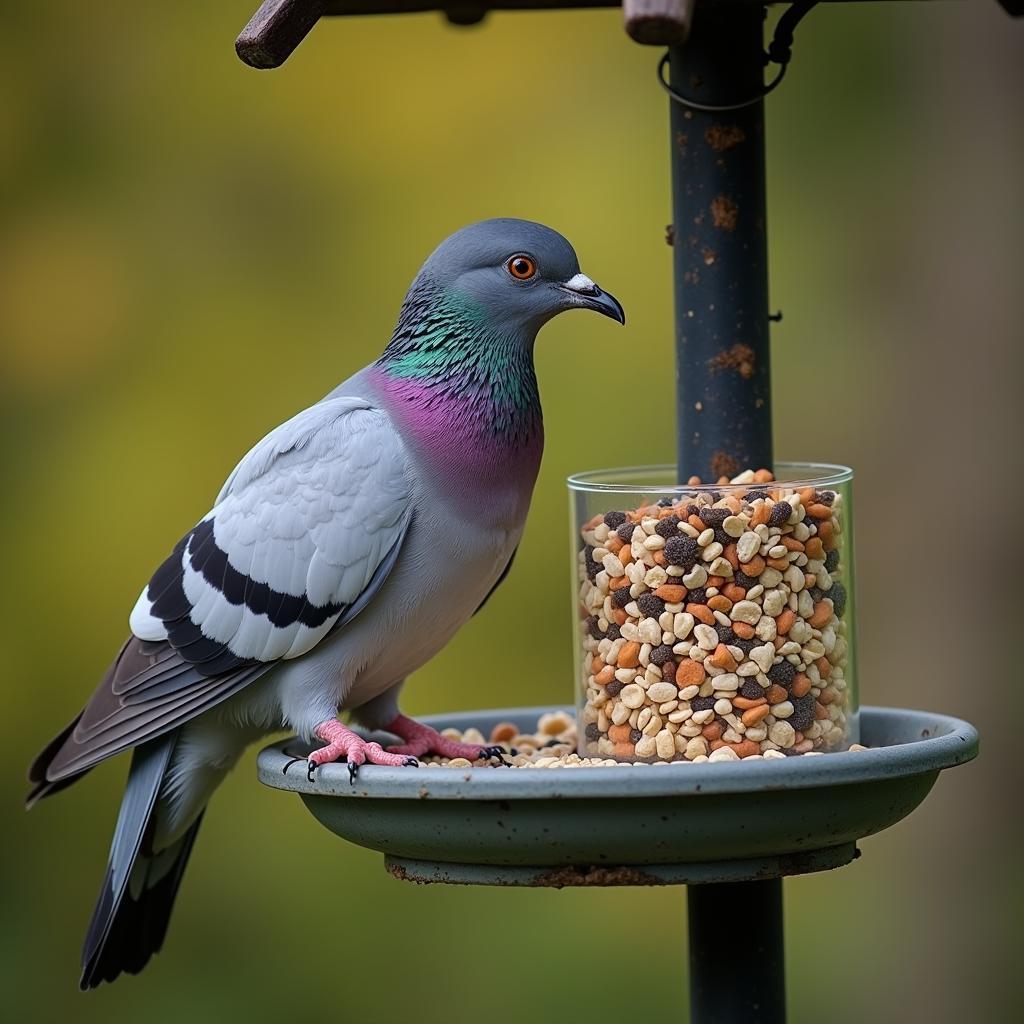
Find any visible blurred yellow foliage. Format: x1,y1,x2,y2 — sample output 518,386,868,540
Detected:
1,3,1020,1022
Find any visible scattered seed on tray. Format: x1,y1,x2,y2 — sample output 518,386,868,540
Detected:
411,708,867,769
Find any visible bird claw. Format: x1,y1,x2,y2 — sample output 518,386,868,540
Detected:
479,745,512,766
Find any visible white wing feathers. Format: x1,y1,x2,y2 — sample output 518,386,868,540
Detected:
130,397,412,668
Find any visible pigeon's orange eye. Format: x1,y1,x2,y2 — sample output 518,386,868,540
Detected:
507,255,537,281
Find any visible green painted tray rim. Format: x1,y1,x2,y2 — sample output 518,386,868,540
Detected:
256,705,978,801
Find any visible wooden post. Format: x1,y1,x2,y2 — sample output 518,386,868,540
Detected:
623,0,695,45
236,0,325,70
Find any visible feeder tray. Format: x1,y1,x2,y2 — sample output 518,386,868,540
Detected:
257,704,977,886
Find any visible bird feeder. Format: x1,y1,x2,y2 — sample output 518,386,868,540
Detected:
236,2,999,1020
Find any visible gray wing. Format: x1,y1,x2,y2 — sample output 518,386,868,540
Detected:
43,397,413,782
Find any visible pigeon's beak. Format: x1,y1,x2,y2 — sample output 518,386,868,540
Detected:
559,273,626,325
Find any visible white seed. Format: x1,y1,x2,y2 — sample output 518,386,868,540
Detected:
789,619,812,644
610,702,631,725
645,566,669,589
784,564,806,592
635,735,657,758
709,746,740,762
763,748,786,759
698,527,715,546
750,644,775,672
638,617,662,644
737,533,761,563
643,534,665,551
656,729,676,760
601,553,624,577
637,707,653,730
642,713,662,737
730,600,762,625
673,612,695,639
773,700,794,719
768,720,796,748
615,668,638,684
803,639,826,659
714,697,733,716
723,515,747,538
620,621,640,643
703,541,724,562
709,556,734,578
694,624,719,650
713,673,740,692
620,683,646,708
691,708,715,725
755,615,778,641
681,736,706,760
647,681,679,703
683,566,708,588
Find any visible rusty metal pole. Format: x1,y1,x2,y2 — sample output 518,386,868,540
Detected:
668,8,784,1021
669,4,773,483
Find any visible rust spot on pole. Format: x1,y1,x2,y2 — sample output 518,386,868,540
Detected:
710,195,739,232
705,124,746,152
710,451,742,479
702,248,716,266
708,343,756,379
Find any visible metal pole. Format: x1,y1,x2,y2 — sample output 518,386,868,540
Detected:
688,878,786,1023
669,4,773,482
671,9,784,1021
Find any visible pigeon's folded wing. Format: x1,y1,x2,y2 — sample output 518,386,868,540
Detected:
45,397,413,781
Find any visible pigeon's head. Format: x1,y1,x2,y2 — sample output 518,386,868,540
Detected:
413,218,625,334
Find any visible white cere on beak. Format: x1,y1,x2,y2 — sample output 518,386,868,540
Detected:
563,273,598,295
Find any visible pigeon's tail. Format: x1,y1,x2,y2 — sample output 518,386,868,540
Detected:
26,713,90,807
79,730,202,990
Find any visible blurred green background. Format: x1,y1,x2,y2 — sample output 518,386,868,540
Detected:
2,2,1020,1020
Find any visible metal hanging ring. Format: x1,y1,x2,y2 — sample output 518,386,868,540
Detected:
656,0,818,113
656,53,787,112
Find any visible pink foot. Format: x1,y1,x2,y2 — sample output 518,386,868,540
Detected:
285,720,419,784
382,714,509,765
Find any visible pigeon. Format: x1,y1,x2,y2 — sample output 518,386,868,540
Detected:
27,218,624,989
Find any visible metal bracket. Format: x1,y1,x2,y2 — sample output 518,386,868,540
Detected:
656,0,818,112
